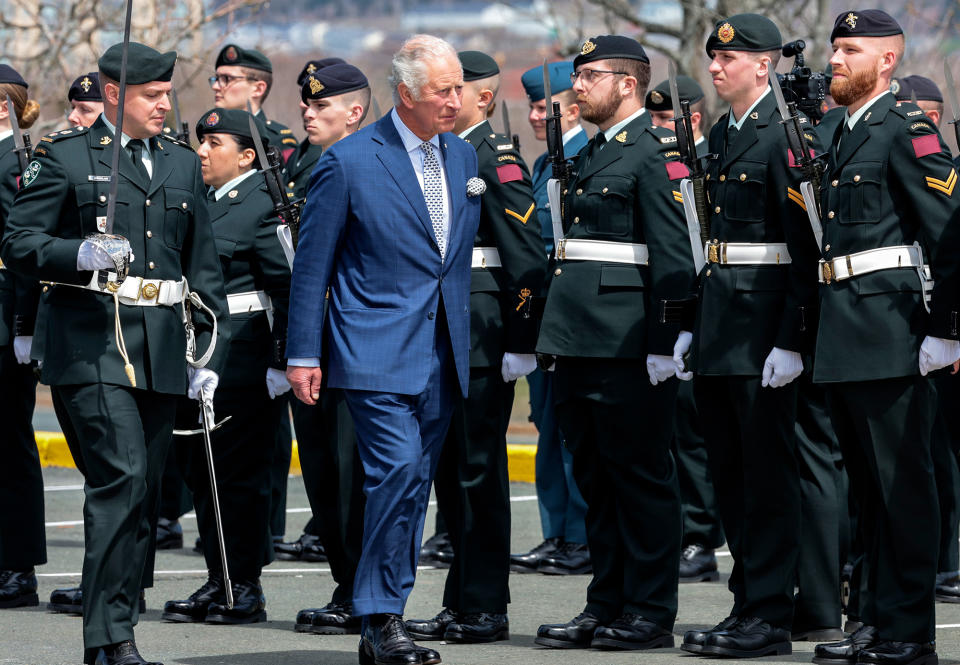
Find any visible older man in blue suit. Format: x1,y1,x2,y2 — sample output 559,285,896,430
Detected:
286,34,480,665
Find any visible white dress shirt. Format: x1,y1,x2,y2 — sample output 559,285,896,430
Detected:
100,113,153,177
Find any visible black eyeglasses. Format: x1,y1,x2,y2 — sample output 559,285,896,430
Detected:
208,74,258,89
570,69,628,84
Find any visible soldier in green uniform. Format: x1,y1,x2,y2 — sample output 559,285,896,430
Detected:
0,42,229,665
404,50,545,644
68,72,104,128
533,35,694,651
674,14,821,658
0,65,44,610
811,11,960,665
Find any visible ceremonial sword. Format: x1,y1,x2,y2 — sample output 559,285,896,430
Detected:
198,386,234,609
6,93,31,173
944,60,960,157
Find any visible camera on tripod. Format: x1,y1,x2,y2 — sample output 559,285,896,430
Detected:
776,40,828,123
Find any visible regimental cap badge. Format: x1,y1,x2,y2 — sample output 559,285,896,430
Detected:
225,45,238,62
890,78,901,94
306,63,317,74
309,76,324,95
581,39,596,55
205,112,220,127
615,130,628,143
100,136,112,145
845,12,858,29
650,90,664,104
80,76,92,92
717,23,735,44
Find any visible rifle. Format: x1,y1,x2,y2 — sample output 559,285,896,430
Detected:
768,68,824,248
944,61,960,157
543,60,570,259
668,62,708,270
171,87,190,145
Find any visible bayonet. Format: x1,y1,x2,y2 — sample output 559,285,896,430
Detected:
171,87,190,144
6,93,30,173
944,60,960,156
369,93,382,124
910,89,918,107
501,100,519,150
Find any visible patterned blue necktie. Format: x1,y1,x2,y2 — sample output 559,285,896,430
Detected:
421,141,445,259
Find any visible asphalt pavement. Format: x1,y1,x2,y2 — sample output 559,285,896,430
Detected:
4,467,960,665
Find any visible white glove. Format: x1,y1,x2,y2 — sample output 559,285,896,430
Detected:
646,354,676,385
13,336,32,364
266,367,292,399
187,367,219,401
501,352,537,382
77,239,134,271
919,336,960,376
673,331,693,381
761,347,804,388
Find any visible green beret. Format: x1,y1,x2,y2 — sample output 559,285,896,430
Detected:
645,75,705,111
98,42,176,84
705,14,782,56
301,64,369,103
458,51,499,81
892,75,943,103
195,107,268,144
216,44,272,73
573,35,649,69
830,10,903,42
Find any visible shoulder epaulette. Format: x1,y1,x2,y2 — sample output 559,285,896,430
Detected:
159,132,195,152
42,127,88,143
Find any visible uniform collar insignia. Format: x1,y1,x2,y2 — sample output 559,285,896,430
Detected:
100,136,112,145
615,130,628,143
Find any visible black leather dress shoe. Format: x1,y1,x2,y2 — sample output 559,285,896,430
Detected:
405,607,457,640
417,645,442,665
443,612,509,643
161,577,224,623
359,613,427,665
309,600,361,634
48,587,146,615
94,640,161,665
812,624,878,664
682,615,740,654
534,611,600,648
679,543,719,583
205,580,266,624
275,533,327,562
701,616,792,657
591,614,673,650
418,532,452,568
510,537,561,573
155,517,183,550
859,641,937,665
936,572,960,603
0,570,38,608
537,542,591,575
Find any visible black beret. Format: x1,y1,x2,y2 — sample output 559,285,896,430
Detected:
195,107,268,143
705,14,782,55
99,42,176,84
216,44,272,73
830,10,902,42
301,64,369,103
0,64,27,89
573,35,649,69
645,75,705,111
892,75,943,103
68,72,102,102
458,51,500,81
297,58,346,86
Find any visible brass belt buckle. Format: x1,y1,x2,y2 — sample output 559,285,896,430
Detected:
821,261,833,284
557,239,566,260
140,279,159,301
707,242,719,264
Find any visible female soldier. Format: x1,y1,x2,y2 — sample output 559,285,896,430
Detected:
0,64,45,609
67,72,103,128
162,107,291,625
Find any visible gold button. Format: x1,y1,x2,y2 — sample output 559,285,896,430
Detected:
719,174,726,182
706,174,711,180
554,268,562,276
714,206,721,214
576,188,583,195
563,189,568,195
146,230,153,238
545,202,550,209
712,238,718,243
181,201,188,209
602,187,608,194
831,180,838,187
706,269,712,276
99,195,107,203
824,244,831,252
42,286,49,293
828,211,835,219
853,175,861,182
145,198,151,206
148,261,156,269
739,173,747,181
288,181,295,188
573,216,580,224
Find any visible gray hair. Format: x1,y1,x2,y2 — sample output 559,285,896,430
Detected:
389,34,460,104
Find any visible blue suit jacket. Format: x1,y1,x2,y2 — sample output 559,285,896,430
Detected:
531,128,589,250
286,113,480,397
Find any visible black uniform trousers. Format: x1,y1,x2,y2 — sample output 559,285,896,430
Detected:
0,345,44,571
269,398,294,539
694,375,801,630
932,370,960,575
53,383,176,663
825,376,939,643
291,389,364,604
433,367,513,614
794,369,846,630
671,380,724,550
555,357,680,629
174,386,280,582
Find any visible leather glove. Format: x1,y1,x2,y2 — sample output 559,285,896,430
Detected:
266,367,292,399
673,331,693,381
13,336,31,365
187,367,219,401
77,239,134,271
501,352,537,382
919,335,960,376
646,354,676,385
761,347,803,388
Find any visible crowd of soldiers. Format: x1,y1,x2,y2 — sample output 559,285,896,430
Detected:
0,6,959,665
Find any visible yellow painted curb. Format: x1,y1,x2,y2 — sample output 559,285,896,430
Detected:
35,432,538,483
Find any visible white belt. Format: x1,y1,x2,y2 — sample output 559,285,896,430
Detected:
227,290,272,315
58,271,188,306
818,245,922,284
472,247,502,269
557,239,649,265
705,242,791,265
